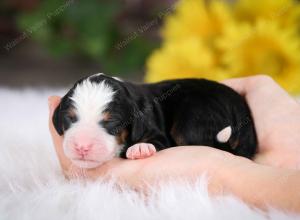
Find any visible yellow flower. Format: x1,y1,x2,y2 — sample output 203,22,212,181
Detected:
146,37,227,82
218,20,300,93
234,0,300,28
146,0,234,82
163,0,233,44
145,0,300,94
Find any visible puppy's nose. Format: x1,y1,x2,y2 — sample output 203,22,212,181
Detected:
74,143,92,157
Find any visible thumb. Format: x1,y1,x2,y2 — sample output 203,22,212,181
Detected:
48,96,61,117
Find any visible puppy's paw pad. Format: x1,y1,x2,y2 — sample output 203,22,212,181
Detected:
126,143,156,159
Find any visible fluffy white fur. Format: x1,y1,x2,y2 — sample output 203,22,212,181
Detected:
71,79,115,120
0,88,299,220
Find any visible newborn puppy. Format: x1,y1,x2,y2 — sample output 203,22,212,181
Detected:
53,73,257,168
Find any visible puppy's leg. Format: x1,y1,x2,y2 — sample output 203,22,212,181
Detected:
126,143,156,159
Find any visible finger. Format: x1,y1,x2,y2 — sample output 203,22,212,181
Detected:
221,77,248,96
48,96,61,116
48,96,71,171
48,96,62,140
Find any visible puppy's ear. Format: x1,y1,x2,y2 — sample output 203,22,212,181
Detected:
52,103,64,136
122,85,147,142
130,108,147,143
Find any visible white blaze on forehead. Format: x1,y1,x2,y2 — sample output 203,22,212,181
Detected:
70,79,115,122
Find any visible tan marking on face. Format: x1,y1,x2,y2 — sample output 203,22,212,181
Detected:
62,108,77,132
102,111,111,121
116,129,128,145
68,108,76,118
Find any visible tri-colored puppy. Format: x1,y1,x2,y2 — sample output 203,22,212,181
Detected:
53,73,257,168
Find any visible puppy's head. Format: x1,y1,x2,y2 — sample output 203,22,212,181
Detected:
53,73,131,168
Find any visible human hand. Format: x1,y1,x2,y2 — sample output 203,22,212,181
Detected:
223,75,300,169
48,84,300,212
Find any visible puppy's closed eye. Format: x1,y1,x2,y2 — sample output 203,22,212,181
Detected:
61,110,78,131
63,114,77,124
101,112,123,135
102,111,111,121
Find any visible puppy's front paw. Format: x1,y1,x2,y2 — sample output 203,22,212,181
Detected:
126,143,156,160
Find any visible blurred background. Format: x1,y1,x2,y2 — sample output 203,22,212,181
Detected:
1,0,300,94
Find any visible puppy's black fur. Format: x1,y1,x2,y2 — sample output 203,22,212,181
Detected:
53,75,257,159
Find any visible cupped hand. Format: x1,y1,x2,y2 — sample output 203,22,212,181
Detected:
223,75,300,168
48,75,300,185
48,79,300,212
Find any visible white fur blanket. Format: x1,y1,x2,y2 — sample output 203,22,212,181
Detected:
0,88,299,220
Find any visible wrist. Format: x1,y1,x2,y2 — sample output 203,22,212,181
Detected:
208,153,254,194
